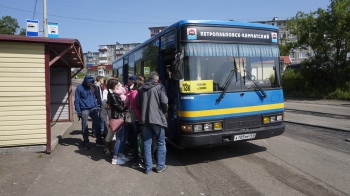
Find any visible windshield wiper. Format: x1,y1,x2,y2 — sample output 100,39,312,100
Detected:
216,58,238,104
244,69,267,98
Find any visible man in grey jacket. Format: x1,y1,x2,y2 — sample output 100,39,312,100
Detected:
136,71,168,174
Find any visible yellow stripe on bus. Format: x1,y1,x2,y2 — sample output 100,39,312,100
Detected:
178,103,284,118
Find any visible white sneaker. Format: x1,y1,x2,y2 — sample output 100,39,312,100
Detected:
119,155,130,162
111,158,125,165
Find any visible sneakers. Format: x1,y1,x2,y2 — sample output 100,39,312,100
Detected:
119,155,130,162
156,165,168,173
144,169,151,174
111,158,125,165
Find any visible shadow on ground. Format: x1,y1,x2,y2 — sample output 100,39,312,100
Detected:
58,129,111,163
59,127,267,168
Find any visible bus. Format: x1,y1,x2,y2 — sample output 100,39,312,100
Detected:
113,20,285,148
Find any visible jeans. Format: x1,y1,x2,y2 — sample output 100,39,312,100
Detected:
99,109,105,134
92,107,105,134
81,108,102,144
142,124,167,173
132,120,140,163
113,124,125,157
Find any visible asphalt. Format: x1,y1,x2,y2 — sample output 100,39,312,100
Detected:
46,98,349,154
1,94,349,195
284,98,350,132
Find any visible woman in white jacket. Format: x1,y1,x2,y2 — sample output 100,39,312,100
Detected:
102,78,115,155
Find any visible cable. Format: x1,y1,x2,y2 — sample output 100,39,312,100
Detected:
0,5,167,25
32,0,37,20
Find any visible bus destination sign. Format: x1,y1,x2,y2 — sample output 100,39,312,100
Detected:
181,26,278,44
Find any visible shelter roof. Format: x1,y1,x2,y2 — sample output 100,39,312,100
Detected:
0,35,85,69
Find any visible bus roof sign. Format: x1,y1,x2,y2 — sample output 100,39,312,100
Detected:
181,26,278,44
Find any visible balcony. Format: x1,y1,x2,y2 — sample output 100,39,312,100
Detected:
99,60,107,64
98,46,108,52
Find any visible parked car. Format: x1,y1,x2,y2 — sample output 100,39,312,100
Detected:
285,64,301,70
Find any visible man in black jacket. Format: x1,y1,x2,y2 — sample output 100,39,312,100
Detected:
92,76,105,137
136,71,168,174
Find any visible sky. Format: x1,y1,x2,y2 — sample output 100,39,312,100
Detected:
0,0,331,52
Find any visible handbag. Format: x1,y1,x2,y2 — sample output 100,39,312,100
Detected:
109,118,124,133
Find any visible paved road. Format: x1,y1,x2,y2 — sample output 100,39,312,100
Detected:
284,98,350,131
2,121,349,196
1,81,350,195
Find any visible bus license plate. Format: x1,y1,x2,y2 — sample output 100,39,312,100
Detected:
234,133,256,141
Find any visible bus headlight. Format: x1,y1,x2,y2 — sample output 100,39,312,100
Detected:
263,114,284,124
203,123,212,131
277,115,283,121
181,125,192,132
181,121,223,132
194,124,203,132
270,116,277,122
263,116,270,124
213,122,222,130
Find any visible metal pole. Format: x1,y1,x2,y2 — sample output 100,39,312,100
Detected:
43,0,47,37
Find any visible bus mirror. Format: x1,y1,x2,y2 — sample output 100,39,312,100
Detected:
171,50,184,80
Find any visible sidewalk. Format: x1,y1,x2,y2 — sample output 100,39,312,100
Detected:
284,99,350,132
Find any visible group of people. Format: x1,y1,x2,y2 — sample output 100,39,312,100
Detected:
74,71,168,174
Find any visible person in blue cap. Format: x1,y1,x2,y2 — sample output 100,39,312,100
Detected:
74,75,104,149
126,75,137,91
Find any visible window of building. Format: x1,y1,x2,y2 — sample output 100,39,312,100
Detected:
289,53,295,59
299,52,308,58
289,34,295,38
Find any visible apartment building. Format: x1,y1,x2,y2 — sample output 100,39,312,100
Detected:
83,51,99,67
82,42,140,77
254,17,311,65
149,26,167,37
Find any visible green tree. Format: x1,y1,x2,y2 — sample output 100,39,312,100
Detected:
279,42,295,56
19,28,26,36
0,16,20,35
287,0,350,72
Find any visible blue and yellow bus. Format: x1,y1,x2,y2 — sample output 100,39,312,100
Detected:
113,20,285,148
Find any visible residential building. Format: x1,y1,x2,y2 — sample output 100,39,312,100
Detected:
83,51,99,72
115,42,140,59
149,26,167,37
253,17,312,65
98,44,116,65
88,64,113,78
82,42,140,77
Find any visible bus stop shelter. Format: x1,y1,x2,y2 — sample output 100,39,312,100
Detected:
0,35,85,153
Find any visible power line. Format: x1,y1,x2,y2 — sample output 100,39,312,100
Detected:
32,0,37,20
0,5,170,25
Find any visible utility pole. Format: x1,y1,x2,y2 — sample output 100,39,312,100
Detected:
43,0,47,37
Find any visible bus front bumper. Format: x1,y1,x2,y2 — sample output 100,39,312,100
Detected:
177,122,285,148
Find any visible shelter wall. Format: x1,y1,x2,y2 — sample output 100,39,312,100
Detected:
50,67,70,121
0,42,46,147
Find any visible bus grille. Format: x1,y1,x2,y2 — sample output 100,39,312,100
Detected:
224,115,262,131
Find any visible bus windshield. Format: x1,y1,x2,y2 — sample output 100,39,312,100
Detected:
181,43,281,92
